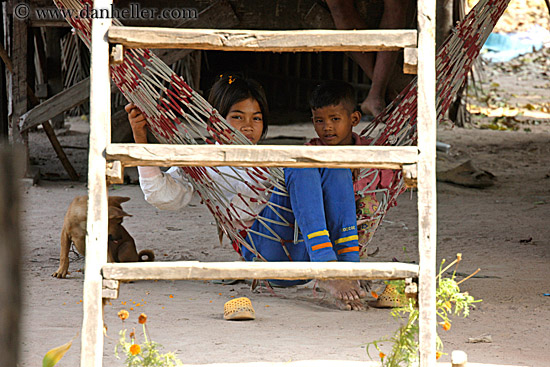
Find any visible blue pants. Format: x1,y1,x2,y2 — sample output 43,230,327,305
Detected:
242,168,360,284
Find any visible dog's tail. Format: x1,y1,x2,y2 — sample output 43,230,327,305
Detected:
138,249,155,262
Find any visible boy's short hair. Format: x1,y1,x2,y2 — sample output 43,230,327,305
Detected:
309,80,356,113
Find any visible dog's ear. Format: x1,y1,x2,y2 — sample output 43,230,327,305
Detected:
108,196,131,208
108,206,132,219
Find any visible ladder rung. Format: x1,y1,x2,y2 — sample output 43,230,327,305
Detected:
106,143,419,169
102,261,419,281
158,361,527,367
108,27,417,52
172,362,380,367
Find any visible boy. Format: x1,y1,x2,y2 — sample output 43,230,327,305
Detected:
244,80,369,311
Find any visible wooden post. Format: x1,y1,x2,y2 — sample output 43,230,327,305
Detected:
417,0,437,366
0,56,6,139
0,4,8,140
41,120,80,181
10,2,29,147
0,145,23,367
45,27,65,129
80,0,111,365
2,39,80,181
188,51,202,91
294,53,301,108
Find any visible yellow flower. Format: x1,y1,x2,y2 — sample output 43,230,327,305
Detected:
436,351,443,360
129,344,141,356
118,309,129,321
444,301,452,311
138,313,147,324
439,320,451,331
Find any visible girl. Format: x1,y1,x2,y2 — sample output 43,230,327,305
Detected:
126,75,270,219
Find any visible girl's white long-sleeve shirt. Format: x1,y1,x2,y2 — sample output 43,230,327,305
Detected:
138,166,271,226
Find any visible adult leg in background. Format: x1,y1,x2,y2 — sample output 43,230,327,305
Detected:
325,0,407,117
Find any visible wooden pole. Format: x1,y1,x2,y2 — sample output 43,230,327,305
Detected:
18,78,90,132
41,120,80,181
0,5,8,140
45,28,65,129
80,0,111,365
0,58,6,139
107,27,417,51
0,146,23,367
105,143,419,169
102,261,420,281
11,3,29,148
1,29,79,181
417,0,437,366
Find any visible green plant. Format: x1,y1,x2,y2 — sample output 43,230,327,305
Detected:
115,311,183,367
42,339,73,367
366,254,481,366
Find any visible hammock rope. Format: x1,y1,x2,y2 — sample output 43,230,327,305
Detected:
53,0,510,258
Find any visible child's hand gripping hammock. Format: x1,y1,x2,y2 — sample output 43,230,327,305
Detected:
53,0,510,258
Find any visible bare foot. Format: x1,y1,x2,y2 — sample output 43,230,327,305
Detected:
334,299,367,311
361,95,386,117
318,280,367,302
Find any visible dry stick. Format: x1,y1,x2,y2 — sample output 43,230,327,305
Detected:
436,253,462,280
453,252,462,277
0,43,79,181
456,268,481,285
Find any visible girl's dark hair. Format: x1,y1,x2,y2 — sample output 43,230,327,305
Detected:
208,74,269,139
309,80,356,113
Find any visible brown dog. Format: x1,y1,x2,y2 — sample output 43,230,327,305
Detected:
52,196,154,278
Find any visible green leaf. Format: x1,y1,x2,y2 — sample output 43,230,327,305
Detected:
43,340,72,367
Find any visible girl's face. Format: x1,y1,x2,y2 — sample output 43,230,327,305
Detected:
225,98,264,144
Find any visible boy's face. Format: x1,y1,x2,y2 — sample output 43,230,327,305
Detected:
311,103,361,145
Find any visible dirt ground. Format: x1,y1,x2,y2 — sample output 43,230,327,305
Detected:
18,3,550,365
21,117,550,366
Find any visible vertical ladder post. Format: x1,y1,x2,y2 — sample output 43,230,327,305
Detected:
81,0,112,366
417,0,437,366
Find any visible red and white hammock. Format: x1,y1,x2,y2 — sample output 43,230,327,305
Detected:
54,0,510,258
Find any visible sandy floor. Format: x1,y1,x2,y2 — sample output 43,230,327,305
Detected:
19,108,550,366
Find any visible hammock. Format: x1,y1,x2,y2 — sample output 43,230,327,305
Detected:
54,0,510,259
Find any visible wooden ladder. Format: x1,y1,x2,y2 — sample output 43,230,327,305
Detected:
82,0,436,365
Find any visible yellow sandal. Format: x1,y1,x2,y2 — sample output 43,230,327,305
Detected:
371,284,405,308
224,297,256,320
